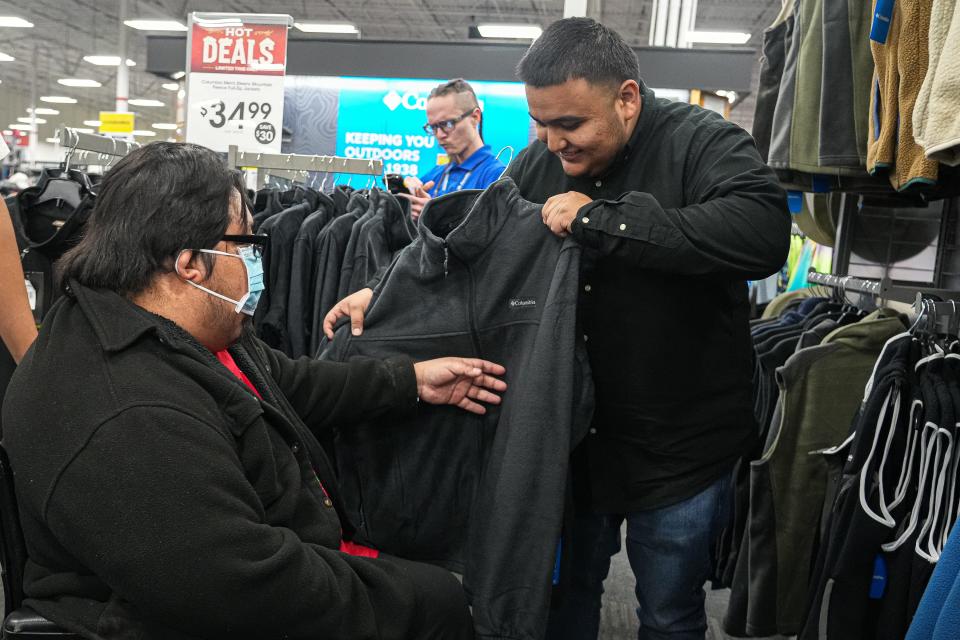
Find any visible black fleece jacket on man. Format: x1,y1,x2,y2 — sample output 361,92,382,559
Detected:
504,83,791,512
321,178,594,640
1,282,473,640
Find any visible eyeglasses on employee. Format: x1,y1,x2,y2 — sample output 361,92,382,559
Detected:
423,108,478,135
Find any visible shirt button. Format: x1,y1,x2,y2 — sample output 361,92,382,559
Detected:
595,180,602,187
584,284,592,292
323,498,333,508
583,334,589,342
619,223,627,231
582,217,590,224
291,443,300,453
589,428,597,435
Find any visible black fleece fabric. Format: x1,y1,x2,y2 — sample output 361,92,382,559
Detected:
343,190,414,298
504,82,791,511
254,201,313,352
1,282,475,640
335,191,381,302
320,178,594,640
286,193,337,358
309,193,369,356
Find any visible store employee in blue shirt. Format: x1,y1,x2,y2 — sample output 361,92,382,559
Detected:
400,79,506,219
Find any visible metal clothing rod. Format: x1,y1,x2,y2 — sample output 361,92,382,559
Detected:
808,270,960,309
227,145,383,177
57,127,140,158
807,271,884,295
262,168,303,183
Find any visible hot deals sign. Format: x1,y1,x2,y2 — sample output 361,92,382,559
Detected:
185,17,289,153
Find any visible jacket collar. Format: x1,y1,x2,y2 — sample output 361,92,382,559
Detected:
416,178,530,278
455,144,494,171
379,191,415,250
70,281,164,353
70,280,215,358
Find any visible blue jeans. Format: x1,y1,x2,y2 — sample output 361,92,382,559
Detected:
546,473,732,640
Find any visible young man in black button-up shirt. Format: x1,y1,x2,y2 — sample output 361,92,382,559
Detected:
325,17,790,640
512,18,790,640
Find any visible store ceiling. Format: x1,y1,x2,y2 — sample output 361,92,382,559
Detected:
0,0,782,142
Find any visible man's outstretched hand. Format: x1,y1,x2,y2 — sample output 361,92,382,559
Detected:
414,358,508,415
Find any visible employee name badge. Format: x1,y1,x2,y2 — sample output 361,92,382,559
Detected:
24,279,36,311
23,271,44,323
0,135,9,162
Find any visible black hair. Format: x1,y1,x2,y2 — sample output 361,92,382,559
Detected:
516,17,641,89
57,142,246,296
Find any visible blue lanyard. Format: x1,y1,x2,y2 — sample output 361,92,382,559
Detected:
438,163,473,194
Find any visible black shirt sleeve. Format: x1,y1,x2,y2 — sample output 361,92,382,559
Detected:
569,122,790,280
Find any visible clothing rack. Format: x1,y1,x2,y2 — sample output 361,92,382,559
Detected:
56,127,140,165
227,146,384,190
808,270,960,305
806,271,885,296
808,270,960,334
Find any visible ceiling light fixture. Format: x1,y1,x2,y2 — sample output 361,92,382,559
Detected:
171,71,186,80
294,22,359,34
72,128,95,134
83,55,136,66
685,30,751,44
0,52,14,62
0,17,34,28
17,117,46,124
128,99,165,107
194,17,244,28
41,96,77,104
151,123,178,130
45,137,60,144
83,120,102,127
133,130,157,137
8,124,35,131
58,78,103,88
124,19,187,32
476,24,542,39
161,83,179,91
28,108,59,115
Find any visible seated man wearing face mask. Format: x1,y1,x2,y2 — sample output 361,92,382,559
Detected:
1,142,506,639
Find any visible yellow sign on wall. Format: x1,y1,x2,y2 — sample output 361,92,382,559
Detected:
99,112,135,135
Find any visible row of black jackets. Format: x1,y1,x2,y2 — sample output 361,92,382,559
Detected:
251,185,415,358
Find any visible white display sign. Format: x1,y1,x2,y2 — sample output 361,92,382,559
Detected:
0,135,10,162
185,14,292,153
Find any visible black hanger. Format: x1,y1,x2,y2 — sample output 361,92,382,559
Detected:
33,177,83,209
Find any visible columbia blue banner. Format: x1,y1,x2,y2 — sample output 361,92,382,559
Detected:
282,76,533,184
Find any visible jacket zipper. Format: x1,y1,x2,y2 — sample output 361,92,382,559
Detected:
445,242,483,357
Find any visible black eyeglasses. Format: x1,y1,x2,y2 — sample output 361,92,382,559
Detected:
423,109,477,135
222,234,268,258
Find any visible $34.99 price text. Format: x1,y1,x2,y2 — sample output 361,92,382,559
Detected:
199,101,273,128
